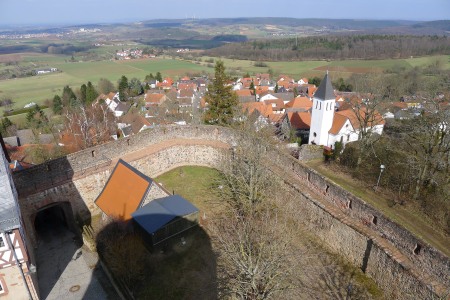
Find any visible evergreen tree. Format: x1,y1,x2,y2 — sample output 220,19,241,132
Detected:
86,81,99,104
309,77,321,86
249,81,255,94
80,84,87,103
145,73,155,81
26,105,47,129
52,95,63,114
0,117,13,135
155,72,163,82
62,85,77,108
129,78,143,96
203,61,238,126
274,83,279,93
118,75,129,101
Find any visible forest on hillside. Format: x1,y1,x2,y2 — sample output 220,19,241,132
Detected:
205,35,450,61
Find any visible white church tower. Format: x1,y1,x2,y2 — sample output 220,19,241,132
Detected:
308,72,335,146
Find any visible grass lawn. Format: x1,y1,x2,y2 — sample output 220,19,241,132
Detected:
305,159,450,257
155,166,221,213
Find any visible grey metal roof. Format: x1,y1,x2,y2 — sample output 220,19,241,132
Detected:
273,92,294,102
132,195,198,234
17,129,35,146
314,73,335,101
0,146,20,231
2,136,19,147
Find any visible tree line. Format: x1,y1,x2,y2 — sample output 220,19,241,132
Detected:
205,35,450,61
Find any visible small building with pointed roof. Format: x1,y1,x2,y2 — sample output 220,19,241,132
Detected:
95,159,169,221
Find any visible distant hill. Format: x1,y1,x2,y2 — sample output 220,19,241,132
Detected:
193,17,418,29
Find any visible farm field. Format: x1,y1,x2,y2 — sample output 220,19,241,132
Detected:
200,54,450,77
0,52,448,114
0,57,212,112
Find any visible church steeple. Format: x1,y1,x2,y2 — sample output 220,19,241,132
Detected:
308,72,336,146
314,71,335,101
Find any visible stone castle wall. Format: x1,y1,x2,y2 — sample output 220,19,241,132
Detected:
13,125,449,298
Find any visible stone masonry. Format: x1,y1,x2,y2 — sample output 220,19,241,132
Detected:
12,125,450,299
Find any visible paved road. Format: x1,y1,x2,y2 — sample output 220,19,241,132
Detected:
35,211,117,300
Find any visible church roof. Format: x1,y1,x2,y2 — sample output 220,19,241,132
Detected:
314,73,335,101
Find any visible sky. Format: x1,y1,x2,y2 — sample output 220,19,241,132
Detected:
0,0,449,27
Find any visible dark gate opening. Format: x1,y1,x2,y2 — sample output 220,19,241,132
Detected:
34,204,76,242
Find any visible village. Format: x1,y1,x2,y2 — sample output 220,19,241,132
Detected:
4,63,440,171
1,59,448,298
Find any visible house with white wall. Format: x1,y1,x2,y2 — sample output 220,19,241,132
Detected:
308,72,385,148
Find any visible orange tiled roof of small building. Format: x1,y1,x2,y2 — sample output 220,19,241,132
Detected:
263,99,285,111
286,96,312,109
235,89,253,97
145,93,165,105
268,113,284,123
308,86,317,98
288,112,311,130
95,159,152,220
242,102,273,117
255,86,269,94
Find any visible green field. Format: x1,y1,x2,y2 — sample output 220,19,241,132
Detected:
0,57,211,112
0,52,448,114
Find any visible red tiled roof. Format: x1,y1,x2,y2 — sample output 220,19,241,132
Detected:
288,112,311,130
393,102,408,109
329,112,349,135
308,86,317,98
242,102,273,117
263,99,285,111
235,89,253,97
268,113,284,123
285,97,312,109
145,93,166,105
255,86,269,95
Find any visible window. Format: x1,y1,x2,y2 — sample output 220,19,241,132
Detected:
413,244,422,255
313,132,317,137
346,200,352,209
347,134,350,141
0,234,7,251
372,215,378,225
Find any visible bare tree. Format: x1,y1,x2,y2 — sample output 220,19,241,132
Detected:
209,208,293,300
64,101,116,149
402,109,450,200
348,74,387,167
208,122,295,299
